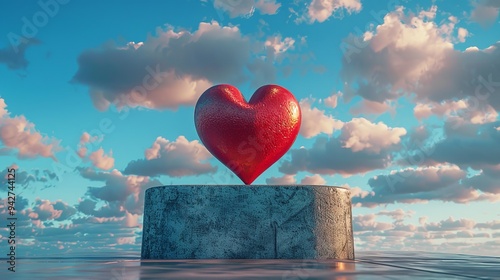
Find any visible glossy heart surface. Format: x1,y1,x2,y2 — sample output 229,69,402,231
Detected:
194,84,301,185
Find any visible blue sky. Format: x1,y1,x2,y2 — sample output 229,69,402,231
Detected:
1,0,500,257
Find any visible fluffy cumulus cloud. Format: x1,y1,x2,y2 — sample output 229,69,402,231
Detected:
377,209,414,222
353,213,394,232
307,0,362,23
353,165,500,207
457,27,469,43
265,35,295,60
76,132,114,170
425,122,500,169
123,136,217,177
341,5,500,114
391,121,498,193
299,98,344,138
213,0,281,18
339,118,406,153
280,118,405,176
88,148,115,170
78,167,162,216
73,21,300,111
323,91,341,108
247,34,298,86
350,99,396,116
77,131,100,157
0,98,61,159
414,100,498,125
26,199,77,224
423,217,476,231
300,174,327,185
0,38,40,70
421,122,500,195
351,121,500,207
414,100,468,120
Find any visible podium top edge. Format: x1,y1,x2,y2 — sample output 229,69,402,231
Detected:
147,185,348,190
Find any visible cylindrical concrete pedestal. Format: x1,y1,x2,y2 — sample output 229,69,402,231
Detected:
141,185,354,260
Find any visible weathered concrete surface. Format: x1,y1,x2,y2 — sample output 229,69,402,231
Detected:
141,185,354,260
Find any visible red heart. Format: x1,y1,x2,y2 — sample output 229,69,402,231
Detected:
194,84,301,185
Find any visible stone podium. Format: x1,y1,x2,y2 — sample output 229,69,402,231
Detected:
141,185,354,260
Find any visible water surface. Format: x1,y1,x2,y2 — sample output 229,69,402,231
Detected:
5,251,499,279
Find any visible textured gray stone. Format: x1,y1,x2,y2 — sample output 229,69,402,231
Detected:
141,185,354,260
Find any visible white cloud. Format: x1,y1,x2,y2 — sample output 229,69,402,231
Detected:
352,5,452,89
280,119,405,176
377,209,414,222
340,118,406,153
214,0,281,18
88,148,115,170
323,91,341,108
299,99,344,138
265,35,295,59
423,217,476,231
79,168,162,215
0,98,7,118
124,136,217,177
342,6,500,114
73,21,288,110
354,164,500,207
26,199,77,225
350,99,395,115
89,71,212,111
353,213,394,231
300,174,326,185
266,174,296,184
307,0,362,23
414,100,468,120
0,97,61,159
457,27,469,43
76,132,114,170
